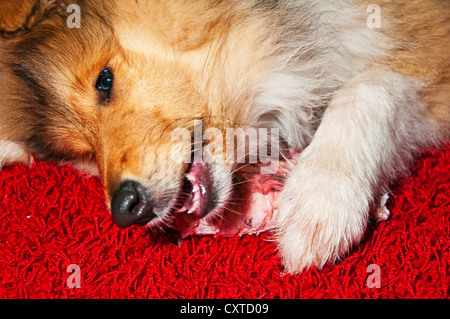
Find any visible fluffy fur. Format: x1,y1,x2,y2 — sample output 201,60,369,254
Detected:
0,0,449,273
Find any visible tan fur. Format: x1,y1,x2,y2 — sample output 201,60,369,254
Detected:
0,0,46,35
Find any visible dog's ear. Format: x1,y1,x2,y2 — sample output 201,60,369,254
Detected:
0,0,59,37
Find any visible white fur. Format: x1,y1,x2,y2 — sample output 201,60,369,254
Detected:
276,70,436,273
250,0,392,150
0,141,31,169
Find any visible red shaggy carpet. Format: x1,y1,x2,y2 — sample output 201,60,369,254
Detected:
0,144,449,299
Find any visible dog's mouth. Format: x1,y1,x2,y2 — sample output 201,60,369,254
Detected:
173,161,215,218
164,157,288,240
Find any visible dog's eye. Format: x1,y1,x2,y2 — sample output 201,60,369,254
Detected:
95,68,113,103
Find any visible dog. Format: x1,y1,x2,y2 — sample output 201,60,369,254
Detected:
0,0,448,274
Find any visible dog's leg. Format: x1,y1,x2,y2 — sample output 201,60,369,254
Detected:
0,141,32,169
277,69,437,274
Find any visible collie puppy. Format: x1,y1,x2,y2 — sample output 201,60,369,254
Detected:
0,0,448,273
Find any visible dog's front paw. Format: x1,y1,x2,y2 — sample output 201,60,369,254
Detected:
276,165,371,274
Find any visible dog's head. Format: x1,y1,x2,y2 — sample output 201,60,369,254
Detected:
1,0,275,229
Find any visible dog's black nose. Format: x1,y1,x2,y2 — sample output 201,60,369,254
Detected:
111,181,156,228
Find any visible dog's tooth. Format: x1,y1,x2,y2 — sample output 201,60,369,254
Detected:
187,197,200,214
186,174,196,182
187,203,195,214
187,206,196,214
193,191,200,201
175,206,187,213
193,199,200,209
192,184,200,194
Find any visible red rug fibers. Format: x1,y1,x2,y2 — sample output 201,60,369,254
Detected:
0,144,449,299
